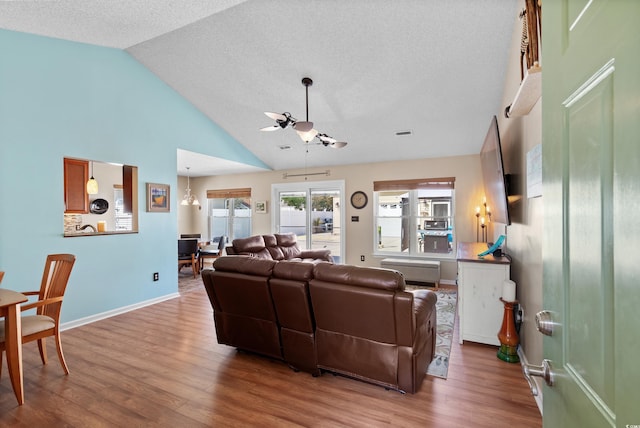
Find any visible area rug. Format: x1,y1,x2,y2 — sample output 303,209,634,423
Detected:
425,289,457,379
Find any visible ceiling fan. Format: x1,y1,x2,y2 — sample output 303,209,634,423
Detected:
261,77,348,149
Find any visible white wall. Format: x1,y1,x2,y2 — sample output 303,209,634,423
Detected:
188,154,484,282
496,1,544,372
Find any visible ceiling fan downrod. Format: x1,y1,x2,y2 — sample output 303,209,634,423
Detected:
302,77,312,122
294,77,315,135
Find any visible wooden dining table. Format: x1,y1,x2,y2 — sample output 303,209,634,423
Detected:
0,288,28,405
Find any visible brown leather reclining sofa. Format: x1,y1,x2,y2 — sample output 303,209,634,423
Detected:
225,233,333,263
201,255,437,394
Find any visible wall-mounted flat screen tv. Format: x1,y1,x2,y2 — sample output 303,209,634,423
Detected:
480,115,511,225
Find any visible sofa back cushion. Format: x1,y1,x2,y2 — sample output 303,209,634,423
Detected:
201,260,282,360
270,261,318,374
271,262,316,333
212,255,277,276
312,263,405,291
264,234,285,260
309,263,415,389
231,235,272,259
275,233,302,259
310,278,400,344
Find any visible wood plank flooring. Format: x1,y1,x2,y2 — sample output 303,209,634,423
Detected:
0,279,542,427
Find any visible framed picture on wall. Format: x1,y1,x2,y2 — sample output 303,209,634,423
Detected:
147,183,170,212
255,200,267,214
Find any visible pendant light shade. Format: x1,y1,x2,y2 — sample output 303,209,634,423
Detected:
297,128,318,143
181,167,200,206
87,161,99,194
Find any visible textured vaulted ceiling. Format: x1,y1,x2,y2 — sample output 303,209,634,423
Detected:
0,0,519,176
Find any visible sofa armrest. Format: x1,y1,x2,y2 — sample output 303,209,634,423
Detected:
410,289,437,332
299,248,333,262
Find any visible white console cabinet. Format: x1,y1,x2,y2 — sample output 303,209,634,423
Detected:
457,242,511,346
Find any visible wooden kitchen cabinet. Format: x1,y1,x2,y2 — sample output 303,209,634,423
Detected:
64,158,89,213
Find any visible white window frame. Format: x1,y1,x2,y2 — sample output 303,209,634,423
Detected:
373,184,456,259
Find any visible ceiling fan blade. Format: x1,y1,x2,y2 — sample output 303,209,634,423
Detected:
293,121,313,132
264,111,287,121
330,141,348,148
317,133,337,143
260,125,281,131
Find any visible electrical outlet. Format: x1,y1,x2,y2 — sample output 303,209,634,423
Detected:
515,305,524,323
153,272,159,281
360,255,365,262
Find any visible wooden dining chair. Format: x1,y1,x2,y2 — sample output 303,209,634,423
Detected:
0,271,4,285
0,254,76,378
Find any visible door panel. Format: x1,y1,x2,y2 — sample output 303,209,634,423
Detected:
310,189,341,262
566,68,614,410
275,184,344,263
543,1,640,426
564,64,615,419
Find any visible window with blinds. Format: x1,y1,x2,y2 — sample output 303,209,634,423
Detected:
374,177,455,256
114,187,133,231
206,188,252,242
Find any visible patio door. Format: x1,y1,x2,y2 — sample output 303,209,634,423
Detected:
273,181,344,263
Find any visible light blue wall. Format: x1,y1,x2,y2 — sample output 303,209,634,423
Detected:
0,29,268,323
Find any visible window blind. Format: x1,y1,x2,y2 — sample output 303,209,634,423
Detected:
373,177,455,191
206,188,252,199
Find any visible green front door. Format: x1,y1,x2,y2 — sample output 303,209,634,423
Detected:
542,1,640,426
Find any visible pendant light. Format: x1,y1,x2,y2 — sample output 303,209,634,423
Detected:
86,161,99,194
181,167,200,206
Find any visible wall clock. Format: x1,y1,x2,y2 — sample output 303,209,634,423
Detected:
350,191,368,209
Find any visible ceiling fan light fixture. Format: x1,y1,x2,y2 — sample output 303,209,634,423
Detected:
261,77,348,148
297,128,318,143
293,121,313,132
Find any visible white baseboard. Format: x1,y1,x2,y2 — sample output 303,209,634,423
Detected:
60,292,181,331
517,346,544,415
439,279,456,286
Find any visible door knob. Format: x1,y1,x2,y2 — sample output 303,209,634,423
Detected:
522,359,554,396
535,310,554,336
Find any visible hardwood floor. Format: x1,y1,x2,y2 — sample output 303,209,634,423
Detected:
0,278,542,427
